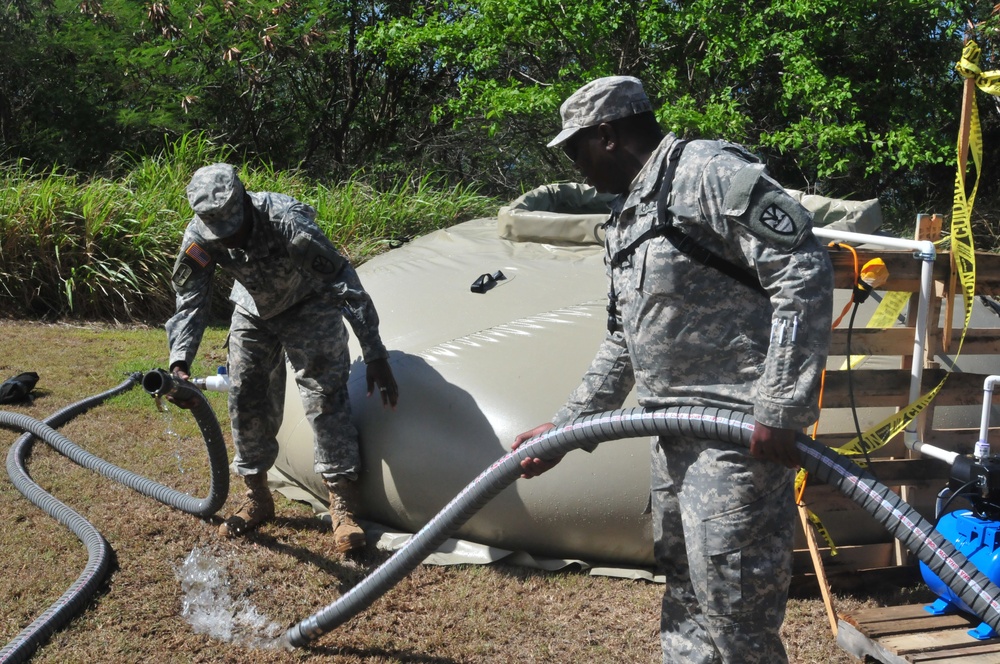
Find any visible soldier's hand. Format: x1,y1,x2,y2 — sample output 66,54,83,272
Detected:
749,421,801,469
512,423,562,478
366,358,398,409
166,363,200,410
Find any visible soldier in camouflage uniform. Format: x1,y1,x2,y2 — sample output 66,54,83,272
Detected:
513,77,833,663
165,163,398,553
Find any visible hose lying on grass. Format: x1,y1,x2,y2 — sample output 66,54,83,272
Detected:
282,405,1000,650
0,372,229,664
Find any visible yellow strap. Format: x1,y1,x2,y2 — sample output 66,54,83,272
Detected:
839,291,911,370
799,41,996,555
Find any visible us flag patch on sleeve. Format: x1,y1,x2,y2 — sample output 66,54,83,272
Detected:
185,242,211,267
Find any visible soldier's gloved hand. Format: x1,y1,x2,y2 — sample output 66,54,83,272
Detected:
512,422,562,478
166,362,201,410
366,358,398,409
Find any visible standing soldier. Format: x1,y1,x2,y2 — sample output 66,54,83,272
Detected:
166,163,398,553
514,77,833,663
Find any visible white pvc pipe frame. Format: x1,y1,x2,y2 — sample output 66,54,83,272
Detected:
978,375,1000,460
811,226,959,465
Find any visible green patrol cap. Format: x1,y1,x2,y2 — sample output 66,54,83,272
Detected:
548,76,653,148
186,163,245,240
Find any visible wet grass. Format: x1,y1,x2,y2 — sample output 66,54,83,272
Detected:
0,320,932,663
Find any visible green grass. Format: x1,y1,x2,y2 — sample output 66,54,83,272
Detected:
0,133,498,322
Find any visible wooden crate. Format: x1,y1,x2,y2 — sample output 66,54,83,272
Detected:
793,243,1000,582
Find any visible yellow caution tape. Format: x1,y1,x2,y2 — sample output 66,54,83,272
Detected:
798,41,996,555
794,469,838,554
839,291,911,370
957,41,1000,96
806,509,838,557
833,40,990,459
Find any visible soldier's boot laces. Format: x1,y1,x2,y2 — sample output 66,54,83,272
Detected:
219,472,274,538
327,479,366,553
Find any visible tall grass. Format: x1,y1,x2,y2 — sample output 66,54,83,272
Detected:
0,133,498,322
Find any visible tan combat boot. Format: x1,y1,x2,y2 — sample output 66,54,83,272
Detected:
327,479,365,553
219,472,275,538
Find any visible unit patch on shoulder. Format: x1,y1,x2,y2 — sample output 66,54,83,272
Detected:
185,242,212,268
291,231,345,276
173,262,194,287
312,255,341,274
722,164,810,250
760,204,797,235
304,243,345,276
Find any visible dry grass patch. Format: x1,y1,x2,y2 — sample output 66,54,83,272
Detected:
0,319,933,662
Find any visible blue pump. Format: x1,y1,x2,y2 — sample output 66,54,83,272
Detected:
920,508,1000,639
919,376,1000,639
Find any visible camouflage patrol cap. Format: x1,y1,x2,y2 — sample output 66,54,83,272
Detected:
547,76,653,148
186,163,246,240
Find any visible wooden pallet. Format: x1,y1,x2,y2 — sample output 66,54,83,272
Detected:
836,603,1000,662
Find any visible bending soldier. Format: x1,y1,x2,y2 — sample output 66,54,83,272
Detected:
165,163,398,553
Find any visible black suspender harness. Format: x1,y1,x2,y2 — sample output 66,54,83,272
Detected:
604,140,768,333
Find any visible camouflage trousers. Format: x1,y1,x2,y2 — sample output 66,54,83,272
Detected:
651,435,795,664
227,294,360,480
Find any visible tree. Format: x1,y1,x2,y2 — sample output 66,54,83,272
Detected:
2,0,999,222
367,0,996,216
0,0,139,170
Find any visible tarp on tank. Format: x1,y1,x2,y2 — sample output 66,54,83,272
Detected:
269,183,995,574
496,182,883,245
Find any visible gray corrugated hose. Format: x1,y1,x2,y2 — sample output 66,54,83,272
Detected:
283,405,1000,650
1,371,230,663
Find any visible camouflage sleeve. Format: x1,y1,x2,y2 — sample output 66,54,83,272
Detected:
699,151,834,429
331,261,389,364
165,234,216,369
552,328,635,451
284,211,389,364
751,233,833,429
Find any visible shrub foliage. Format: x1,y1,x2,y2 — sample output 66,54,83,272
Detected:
0,134,496,322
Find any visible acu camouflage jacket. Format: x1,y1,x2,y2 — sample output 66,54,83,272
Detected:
554,133,834,444
166,191,388,370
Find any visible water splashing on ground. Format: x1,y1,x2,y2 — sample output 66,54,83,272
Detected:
175,546,284,650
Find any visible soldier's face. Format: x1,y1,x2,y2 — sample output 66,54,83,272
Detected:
218,197,252,248
562,126,618,194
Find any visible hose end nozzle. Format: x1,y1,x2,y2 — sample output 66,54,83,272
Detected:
142,368,202,404
141,368,175,397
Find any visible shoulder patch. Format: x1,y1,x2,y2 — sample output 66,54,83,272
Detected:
173,262,194,287
723,165,811,250
291,231,346,276
760,203,798,235
311,254,342,274
185,242,212,268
